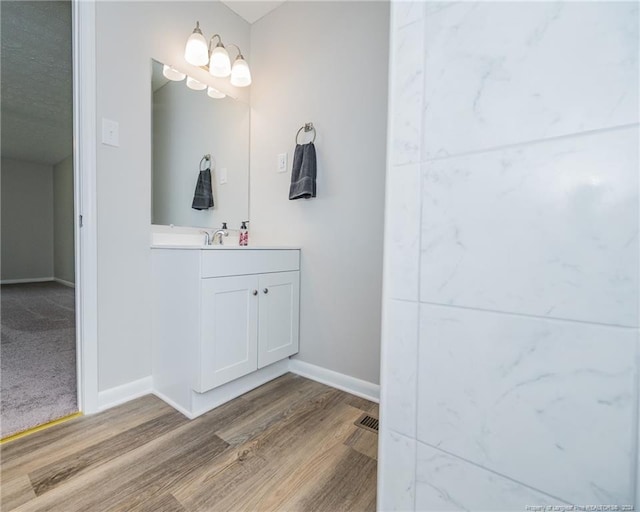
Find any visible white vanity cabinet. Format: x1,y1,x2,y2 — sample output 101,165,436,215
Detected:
197,270,300,392
197,275,258,392
151,246,300,418
256,271,300,368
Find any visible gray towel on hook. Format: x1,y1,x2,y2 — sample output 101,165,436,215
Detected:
289,143,317,200
192,169,214,210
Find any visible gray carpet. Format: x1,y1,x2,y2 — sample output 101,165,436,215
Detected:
1,282,78,437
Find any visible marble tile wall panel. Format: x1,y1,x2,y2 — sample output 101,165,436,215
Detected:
381,1,639,510
422,1,639,159
416,443,566,511
378,429,417,511
387,164,421,301
420,126,639,327
394,1,424,30
417,304,638,505
381,299,418,438
390,19,424,166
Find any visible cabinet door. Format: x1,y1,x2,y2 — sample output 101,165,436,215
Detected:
197,275,258,392
257,271,300,368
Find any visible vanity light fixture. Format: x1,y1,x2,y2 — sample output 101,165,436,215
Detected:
208,35,231,78
186,76,207,91
230,51,251,87
207,86,226,99
184,21,252,87
162,64,186,81
184,21,209,66
158,63,225,100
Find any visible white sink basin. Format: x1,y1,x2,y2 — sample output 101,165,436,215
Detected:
152,232,205,246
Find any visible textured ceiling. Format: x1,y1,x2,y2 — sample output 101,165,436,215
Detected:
220,1,285,24
1,1,73,166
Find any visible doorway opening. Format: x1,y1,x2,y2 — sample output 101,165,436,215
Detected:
1,0,77,438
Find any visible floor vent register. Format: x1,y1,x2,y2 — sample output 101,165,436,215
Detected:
354,414,379,434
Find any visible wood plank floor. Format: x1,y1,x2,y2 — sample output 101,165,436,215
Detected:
0,374,378,512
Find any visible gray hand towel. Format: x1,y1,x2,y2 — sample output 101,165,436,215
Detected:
192,169,214,210
289,143,317,200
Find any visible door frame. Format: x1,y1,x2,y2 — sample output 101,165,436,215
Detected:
72,0,99,413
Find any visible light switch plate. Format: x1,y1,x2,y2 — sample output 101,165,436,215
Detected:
277,153,287,173
220,168,228,184
102,118,119,147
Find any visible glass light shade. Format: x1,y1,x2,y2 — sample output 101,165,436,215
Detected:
186,76,206,91
207,87,226,99
230,57,252,87
209,46,231,77
162,64,186,81
184,27,209,66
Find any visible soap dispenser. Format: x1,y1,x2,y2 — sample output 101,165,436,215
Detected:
239,221,249,246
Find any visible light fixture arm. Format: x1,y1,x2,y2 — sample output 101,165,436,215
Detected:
226,43,244,60
208,34,224,55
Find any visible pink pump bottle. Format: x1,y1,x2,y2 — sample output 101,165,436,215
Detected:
240,221,249,246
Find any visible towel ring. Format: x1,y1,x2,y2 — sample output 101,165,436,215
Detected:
295,123,316,145
200,154,211,171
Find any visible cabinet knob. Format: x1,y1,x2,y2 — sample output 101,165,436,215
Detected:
263,288,269,294
252,290,258,296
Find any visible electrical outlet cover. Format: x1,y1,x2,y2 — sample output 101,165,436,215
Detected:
102,118,119,147
277,153,287,173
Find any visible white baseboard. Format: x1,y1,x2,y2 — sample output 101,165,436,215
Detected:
1,277,54,285
288,359,380,403
95,361,379,416
152,389,195,419
54,278,76,288
191,359,290,418
97,376,153,412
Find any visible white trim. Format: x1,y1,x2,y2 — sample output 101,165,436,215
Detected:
0,277,54,285
97,377,153,412
192,359,290,418
635,331,640,511
94,360,377,417
0,277,75,289
155,360,290,420
288,359,380,403
73,0,99,414
54,278,76,288
152,390,195,420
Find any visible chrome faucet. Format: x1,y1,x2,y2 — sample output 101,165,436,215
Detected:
201,230,213,245
212,228,228,245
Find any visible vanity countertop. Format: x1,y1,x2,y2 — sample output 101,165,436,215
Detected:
151,244,301,250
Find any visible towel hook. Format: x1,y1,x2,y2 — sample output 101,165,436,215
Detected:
295,122,316,145
200,154,211,171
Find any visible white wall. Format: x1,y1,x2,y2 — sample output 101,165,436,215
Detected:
379,2,639,510
152,78,249,229
95,2,250,391
250,1,389,385
53,155,75,284
1,158,54,281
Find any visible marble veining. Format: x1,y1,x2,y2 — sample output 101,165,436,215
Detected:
420,126,639,327
416,443,566,511
381,300,418,438
417,304,638,505
391,19,424,166
378,429,416,511
386,164,421,301
394,1,424,30
380,1,640,510
422,1,639,159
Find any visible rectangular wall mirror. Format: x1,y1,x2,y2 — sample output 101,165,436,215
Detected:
151,59,250,230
